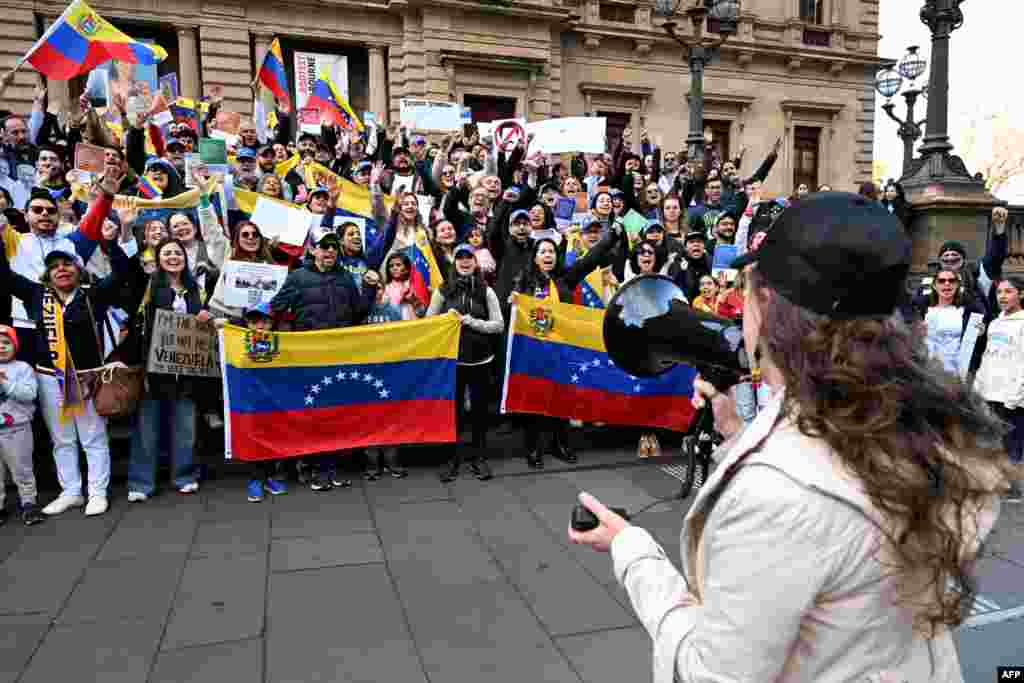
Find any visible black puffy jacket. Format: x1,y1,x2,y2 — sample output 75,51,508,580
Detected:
270,260,375,331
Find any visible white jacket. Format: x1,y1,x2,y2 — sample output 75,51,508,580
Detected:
973,309,1024,409
611,391,1000,683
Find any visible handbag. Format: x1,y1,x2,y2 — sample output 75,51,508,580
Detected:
85,296,145,418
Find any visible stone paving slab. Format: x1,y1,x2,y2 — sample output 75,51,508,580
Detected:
556,626,652,683
20,616,165,683
161,551,267,651
151,637,264,683
270,531,384,572
0,615,50,683
58,553,185,626
191,516,271,559
266,563,426,683
96,504,200,561
270,485,374,538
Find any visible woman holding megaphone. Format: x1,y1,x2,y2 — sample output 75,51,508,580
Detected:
570,193,1012,682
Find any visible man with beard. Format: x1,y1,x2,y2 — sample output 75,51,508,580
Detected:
1,116,38,195
706,211,737,254
234,147,260,188
238,119,259,150
666,230,712,303
164,138,188,178
34,146,69,198
389,146,418,196
256,145,277,175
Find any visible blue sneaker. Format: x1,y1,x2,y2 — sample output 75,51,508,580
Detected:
264,479,288,496
246,480,264,502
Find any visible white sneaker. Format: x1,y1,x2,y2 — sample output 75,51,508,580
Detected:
127,491,148,503
42,494,85,516
84,496,108,516
569,419,583,428
204,413,224,429
178,482,199,494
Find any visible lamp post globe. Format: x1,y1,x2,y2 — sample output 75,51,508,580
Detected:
875,66,902,100
897,45,928,83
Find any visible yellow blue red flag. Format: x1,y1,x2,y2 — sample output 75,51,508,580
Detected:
501,294,696,430
220,314,461,461
24,0,167,79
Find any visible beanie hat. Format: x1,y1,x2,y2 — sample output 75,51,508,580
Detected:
0,324,18,354
938,240,967,259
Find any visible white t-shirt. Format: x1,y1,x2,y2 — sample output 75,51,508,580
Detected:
925,305,963,374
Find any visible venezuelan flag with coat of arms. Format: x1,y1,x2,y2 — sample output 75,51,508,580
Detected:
501,294,697,431
220,314,462,461
23,0,167,80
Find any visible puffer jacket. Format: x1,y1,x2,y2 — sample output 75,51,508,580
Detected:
610,391,1000,683
270,259,375,331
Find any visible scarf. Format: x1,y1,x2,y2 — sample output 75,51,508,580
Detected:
42,288,85,423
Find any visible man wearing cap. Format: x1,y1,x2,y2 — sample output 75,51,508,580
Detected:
271,228,380,491
234,147,259,185
572,192,1009,683
256,145,277,175
488,206,535,312
667,230,712,302
389,146,418,196
165,138,188,178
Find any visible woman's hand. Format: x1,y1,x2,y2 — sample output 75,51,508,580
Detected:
567,492,630,552
691,375,744,440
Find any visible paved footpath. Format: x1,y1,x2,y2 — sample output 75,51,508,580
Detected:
1,445,1021,683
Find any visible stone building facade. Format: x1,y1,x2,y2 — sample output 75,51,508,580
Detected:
0,0,886,197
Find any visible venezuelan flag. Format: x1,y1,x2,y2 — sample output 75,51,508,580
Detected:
23,0,167,80
307,71,364,131
405,232,444,305
137,175,161,199
257,38,291,110
501,294,696,431
219,314,461,461
564,246,607,309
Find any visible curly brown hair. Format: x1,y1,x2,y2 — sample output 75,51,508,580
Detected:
749,265,1011,636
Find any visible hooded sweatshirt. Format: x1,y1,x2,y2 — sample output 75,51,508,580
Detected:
0,358,37,427
973,309,1024,409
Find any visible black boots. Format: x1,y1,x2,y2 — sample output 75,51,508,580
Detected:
549,431,578,464
526,451,544,469
470,456,493,481
439,456,460,483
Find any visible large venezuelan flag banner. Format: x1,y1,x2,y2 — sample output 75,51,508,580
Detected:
24,0,167,80
220,314,461,461
502,294,697,431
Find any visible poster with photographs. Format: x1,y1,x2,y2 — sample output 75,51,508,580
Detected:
221,261,289,308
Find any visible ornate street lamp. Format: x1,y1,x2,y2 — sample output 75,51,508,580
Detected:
875,46,928,177
653,0,741,165
900,0,983,195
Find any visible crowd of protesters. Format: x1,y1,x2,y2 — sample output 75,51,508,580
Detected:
0,76,1020,528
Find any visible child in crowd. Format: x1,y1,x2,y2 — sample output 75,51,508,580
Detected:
383,252,427,320
0,325,44,526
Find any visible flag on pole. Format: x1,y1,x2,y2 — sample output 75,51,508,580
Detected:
256,38,291,110
23,0,167,80
220,314,461,461
307,71,364,131
501,294,697,430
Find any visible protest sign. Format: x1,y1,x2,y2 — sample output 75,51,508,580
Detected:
527,117,607,155
711,244,739,280
147,310,220,378
416,194,434,226
294,52,349,111
399,99,463,132
958,312,984,382
149,93,173,127
221,260,289,308
298,108,321,134
199,138,228,165
159,73,179,101
555,197,576,221
620,210,648,239
477,118,526,142
250,196,318,247
215,110,242,135
84,69,109,109
74,143,105,185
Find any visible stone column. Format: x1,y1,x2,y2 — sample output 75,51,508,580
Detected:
177,27,200,99
368,45,389,126
253,32,273,78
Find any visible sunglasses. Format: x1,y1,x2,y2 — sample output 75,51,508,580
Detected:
638,249,656,256
239,231,259,239
317,242,339,251
29,205,58,216
935,278,959,284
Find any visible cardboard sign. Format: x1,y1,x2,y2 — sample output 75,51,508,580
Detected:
399,99,463,132
221,260,289,308
147,310,220,377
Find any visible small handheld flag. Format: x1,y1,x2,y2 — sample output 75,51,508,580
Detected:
23,0,167,80
256,38,291,110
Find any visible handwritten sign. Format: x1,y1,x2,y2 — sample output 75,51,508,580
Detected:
147,310,221,377
399,99,463,131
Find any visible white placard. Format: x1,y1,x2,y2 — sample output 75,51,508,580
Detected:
294,52,349,112
250,196,319,247
399,99,463,131
477,118,526,141
526,117,607,155
221,260,289,308
958,312,984,382
416,194,434,227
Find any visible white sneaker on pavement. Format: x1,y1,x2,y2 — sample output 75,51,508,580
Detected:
127,491,148,503
84,496,108,516
178,482,199,494
42,494,85,516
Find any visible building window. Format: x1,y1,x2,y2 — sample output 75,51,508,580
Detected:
793,126,820,193
599,3,635,24
802,28,831,46
597,111,631,153
704,120,732,168
799,0,825,24
464,94,517,123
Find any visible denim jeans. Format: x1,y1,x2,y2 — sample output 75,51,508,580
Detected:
735,381,772,425
128,397,197,495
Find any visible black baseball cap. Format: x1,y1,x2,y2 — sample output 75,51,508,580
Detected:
731,192,911,317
